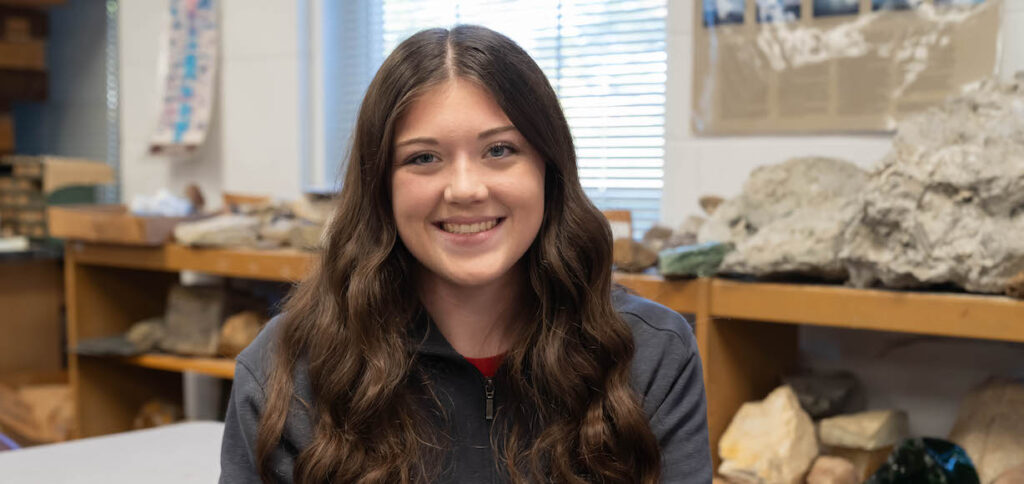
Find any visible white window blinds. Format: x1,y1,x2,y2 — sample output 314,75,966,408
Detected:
316,0,666,238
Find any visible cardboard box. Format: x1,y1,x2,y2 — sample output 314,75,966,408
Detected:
47,205,197,246
1,155,114,194
0,112,12,153
0,39,45,70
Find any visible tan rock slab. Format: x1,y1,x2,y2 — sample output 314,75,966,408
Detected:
718,385,819,484
949,380,1024,484
829,446,893,482
807,456,858,484
819,409,908,450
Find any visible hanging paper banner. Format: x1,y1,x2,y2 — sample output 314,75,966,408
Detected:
150,0,218,153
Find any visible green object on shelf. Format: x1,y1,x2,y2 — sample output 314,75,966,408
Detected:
867,437,980,484
658,242,731,278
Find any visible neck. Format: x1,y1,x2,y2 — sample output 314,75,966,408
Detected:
417,264,526,359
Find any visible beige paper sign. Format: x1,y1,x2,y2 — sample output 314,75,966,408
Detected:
692,0,1001,134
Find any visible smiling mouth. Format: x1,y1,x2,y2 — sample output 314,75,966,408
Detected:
437,218,505,235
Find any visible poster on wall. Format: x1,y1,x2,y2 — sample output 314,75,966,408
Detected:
692,0,1001,134
149,0,218,154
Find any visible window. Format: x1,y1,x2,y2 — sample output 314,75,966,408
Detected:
307,0,666,238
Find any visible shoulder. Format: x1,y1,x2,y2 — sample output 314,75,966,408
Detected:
612,287,700,411
234,314,286,393
612,287,697,357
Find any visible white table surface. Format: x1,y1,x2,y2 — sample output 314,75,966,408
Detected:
0,421,224,483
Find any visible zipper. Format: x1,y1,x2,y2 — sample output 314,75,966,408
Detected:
484,376,495,421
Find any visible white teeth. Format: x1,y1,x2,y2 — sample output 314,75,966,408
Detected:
442,219,498,234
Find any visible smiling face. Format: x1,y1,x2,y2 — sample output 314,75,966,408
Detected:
391,78,545,288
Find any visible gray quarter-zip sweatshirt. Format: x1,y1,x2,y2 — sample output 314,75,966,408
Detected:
219,289,712,483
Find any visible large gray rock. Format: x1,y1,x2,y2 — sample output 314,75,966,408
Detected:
698,157,868,280
159,285,229,357
948,380,1024,484
718,385,819,484
840,74,1024,293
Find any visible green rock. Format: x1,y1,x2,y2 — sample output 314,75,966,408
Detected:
658,242,731,278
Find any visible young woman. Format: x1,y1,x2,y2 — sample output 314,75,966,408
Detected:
220,25,711,483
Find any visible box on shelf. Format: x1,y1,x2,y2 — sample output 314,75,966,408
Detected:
0,155,114,238
0,111,12,153
0,39,45,70
47,204,199,246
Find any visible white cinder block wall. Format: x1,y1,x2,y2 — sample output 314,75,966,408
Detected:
119,0,304,209
118,0,1024,437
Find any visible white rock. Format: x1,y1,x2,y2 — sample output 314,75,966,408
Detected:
949,380,1024,484
819,409,908,451
698,157,868,280
718,385,819,484
840,75,1024,293
173,214,260,248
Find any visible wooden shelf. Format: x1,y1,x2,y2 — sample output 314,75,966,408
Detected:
709,279,1024,343
612,272,701,313
120,354,236,380
67,242,313,282
65,242,1024,459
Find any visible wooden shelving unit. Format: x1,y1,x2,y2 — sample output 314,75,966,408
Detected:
65,242,1024,465
64,242,313,438
615,273,1024,467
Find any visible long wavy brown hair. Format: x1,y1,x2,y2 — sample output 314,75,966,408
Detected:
256,25,661,483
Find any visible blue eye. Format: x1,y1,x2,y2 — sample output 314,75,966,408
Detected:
407,153,438,165
488,144,516,158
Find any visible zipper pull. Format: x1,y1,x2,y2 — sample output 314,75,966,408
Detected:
484,377,495,421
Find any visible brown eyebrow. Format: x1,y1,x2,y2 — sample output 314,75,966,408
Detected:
394,125,518,148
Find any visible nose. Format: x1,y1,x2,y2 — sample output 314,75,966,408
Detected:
443,155,488,204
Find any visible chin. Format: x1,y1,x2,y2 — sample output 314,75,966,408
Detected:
436,263,513,287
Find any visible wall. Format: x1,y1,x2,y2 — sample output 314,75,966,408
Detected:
663,0,1024,438
119,0,304,208
13,0,107,160
662,0,1024,227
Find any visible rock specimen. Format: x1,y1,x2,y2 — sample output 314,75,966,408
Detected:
74,335,145,357
807,456,858,484
641,225,674,253
613,238,657,272
829,446,893,482
125,317,166,352
217,310,265,358
258,217,301,248
1007,271,1024,299
698,157,868,280
718,385,819,484
666,215,705,248
948,380,1024,484
700,195,725,215
841,74,1024,293
819,410,909,451
867,438,979,484
288,221,324,250
159,285,229,357
659,242,730,278
784,371,866,419
993,464,1024,484
174,214,261,248
132,399,182,430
